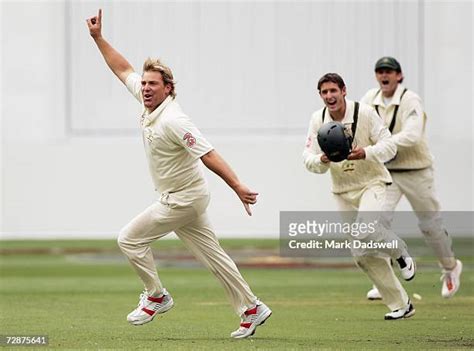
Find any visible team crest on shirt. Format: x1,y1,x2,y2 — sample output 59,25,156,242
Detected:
305,136,313,148
342,160,355,172
343,125,353,139
144,128,154,144
183,132,196,148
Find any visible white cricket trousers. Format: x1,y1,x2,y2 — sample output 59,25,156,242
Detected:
383,167,456,269
333,182,410,311
117,193,257,316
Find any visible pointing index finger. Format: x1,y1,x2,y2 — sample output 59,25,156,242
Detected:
244,203,252,216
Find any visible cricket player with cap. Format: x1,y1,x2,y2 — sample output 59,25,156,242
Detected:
303,73,416,320
361,57,462,300
86,9,271,339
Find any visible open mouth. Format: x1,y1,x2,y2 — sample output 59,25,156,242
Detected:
143,94,153,101
381,80,390,86
326,100,337,107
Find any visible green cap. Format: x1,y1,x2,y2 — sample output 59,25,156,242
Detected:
374,57,402,72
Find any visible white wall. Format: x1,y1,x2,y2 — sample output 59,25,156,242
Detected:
1,0,472,239
0,0,3,235
423,0,473,215
67,1,422,134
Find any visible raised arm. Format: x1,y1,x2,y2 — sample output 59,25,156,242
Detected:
86,9,134,84
201,150,258,216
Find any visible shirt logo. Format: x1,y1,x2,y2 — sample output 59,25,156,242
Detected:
343,125,353,138
183,132,196,148
144,128,154,144
342,160,356,172
305,136,313,148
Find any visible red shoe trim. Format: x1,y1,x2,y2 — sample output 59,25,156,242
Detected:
446,278,454,291
141,307,155,316
244,306,258,315
147,295,164,303
240,322,252,328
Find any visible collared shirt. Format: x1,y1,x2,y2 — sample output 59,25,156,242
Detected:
361,84,424,148
303,99,397,173
126,72,213,202
303,99,395,193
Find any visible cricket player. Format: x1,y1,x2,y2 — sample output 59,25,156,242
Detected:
303,73,416,320
86,9,271,339
361,56,462,299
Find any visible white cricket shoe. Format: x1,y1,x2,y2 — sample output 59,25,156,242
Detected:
366,285,382,300
126,288,174,326
396,256,416,281
384,300,415,320
231,302,272,339
441,259,463,298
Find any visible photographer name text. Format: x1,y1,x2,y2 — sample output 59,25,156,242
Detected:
287,239,398,250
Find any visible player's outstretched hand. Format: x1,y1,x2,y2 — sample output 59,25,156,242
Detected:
86,9,102,39
234,184,258,216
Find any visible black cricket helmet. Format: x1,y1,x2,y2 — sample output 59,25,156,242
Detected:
317,121,353,162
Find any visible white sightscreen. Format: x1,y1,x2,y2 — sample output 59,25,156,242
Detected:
69,1,422,135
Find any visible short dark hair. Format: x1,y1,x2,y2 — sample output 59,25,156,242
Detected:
317,73,346,92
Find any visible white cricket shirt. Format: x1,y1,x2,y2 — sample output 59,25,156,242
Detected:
303,100,395,194
361,84,433,170
126,72,213,204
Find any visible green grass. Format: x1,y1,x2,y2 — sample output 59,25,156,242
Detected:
0,238,280,251
0,240,473,350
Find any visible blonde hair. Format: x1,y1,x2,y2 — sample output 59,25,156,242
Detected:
142,58,176,98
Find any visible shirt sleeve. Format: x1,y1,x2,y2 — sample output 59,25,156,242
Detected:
391,96,424,147
302,113,330,174
166,115,214,159
125,72,143,104
364,108,398,163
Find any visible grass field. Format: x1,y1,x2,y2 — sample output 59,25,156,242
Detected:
0,239,473,350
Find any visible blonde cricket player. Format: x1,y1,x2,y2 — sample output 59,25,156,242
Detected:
303,73,416,320
361,57,462,300
86,9,271,339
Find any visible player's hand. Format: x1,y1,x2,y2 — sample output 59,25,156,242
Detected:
347,146,366,160
321,154,330,163
234,183,258,216
86,9,102,39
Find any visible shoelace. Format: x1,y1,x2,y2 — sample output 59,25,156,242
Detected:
440,269,450,281
440,271,453,287
136,291,148,308
243,314,258,324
